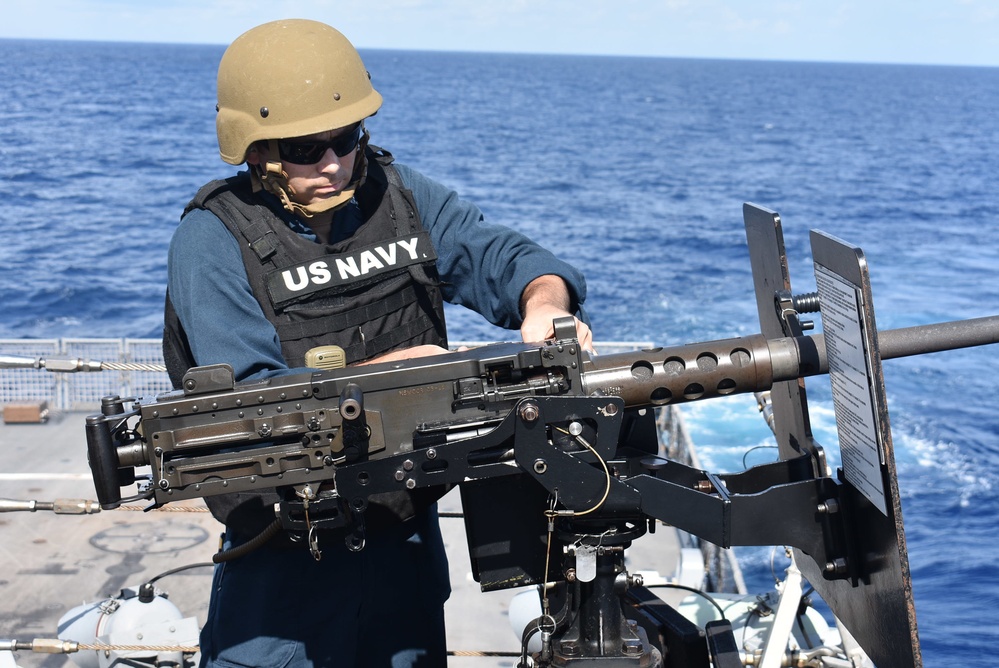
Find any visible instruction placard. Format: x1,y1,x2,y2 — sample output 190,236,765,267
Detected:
815,264,887,516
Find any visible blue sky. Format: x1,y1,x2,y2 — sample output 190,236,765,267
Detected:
2,0,997,67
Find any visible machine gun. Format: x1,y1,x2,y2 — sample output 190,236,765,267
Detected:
86,316,994,551
84,205,999,668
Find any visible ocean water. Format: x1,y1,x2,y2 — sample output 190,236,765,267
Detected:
1,39,997,665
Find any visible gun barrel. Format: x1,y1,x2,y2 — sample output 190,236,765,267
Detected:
777,314,999,381
581,333,776,407
870,314,999,361
581,315,999,408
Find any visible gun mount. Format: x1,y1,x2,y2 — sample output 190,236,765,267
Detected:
84,205,999,668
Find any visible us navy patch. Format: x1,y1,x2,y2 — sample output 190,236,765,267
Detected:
265,231,437,306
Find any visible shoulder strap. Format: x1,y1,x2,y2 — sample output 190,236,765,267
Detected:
188,173,285,264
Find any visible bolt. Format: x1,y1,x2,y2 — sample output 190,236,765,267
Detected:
426,448,437,460
158,479,169,490
604,402,619,416
559,641,580,657
533,459,548,474
824,558,848,575
622,639,644,655
403,459,414,471
308,417,321,431
394,470,406,482
258,424,272,438
405,479,416,490
184,379,196,391
519,402,540,422
817,499,840,514
565,568,576,582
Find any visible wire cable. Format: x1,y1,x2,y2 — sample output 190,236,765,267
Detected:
642,583,729,621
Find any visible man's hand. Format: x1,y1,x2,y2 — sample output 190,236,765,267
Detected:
519,275,594,352
356,345,452,366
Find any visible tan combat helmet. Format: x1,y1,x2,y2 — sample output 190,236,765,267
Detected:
216,19,383,165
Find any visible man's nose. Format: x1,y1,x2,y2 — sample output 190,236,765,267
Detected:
318,149,342,171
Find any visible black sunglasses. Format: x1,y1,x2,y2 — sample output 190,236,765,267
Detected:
277,124,363,165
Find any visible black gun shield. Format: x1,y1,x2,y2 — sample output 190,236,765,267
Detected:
743,204,921,668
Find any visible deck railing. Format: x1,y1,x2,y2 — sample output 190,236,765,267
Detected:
0,338,172,411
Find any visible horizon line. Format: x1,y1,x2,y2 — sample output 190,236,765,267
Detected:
1,34,996,71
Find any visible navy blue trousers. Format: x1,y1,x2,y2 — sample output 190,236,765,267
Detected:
199,506,450,668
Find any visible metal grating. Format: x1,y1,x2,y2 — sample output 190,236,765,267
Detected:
0,339,61,406
125,338,175,401
1,338,172,411
62,338,130,410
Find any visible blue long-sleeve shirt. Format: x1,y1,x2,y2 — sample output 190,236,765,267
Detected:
168,162,587,381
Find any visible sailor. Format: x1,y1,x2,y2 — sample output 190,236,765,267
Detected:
163,18,591,668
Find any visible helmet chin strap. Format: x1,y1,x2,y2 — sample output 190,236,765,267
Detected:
252,132,370,219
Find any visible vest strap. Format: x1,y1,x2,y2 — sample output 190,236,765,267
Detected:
248,230,280,262
192,177,285,264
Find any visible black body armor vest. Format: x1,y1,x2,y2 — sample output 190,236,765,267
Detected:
165,148,447,386
162,149,449,540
